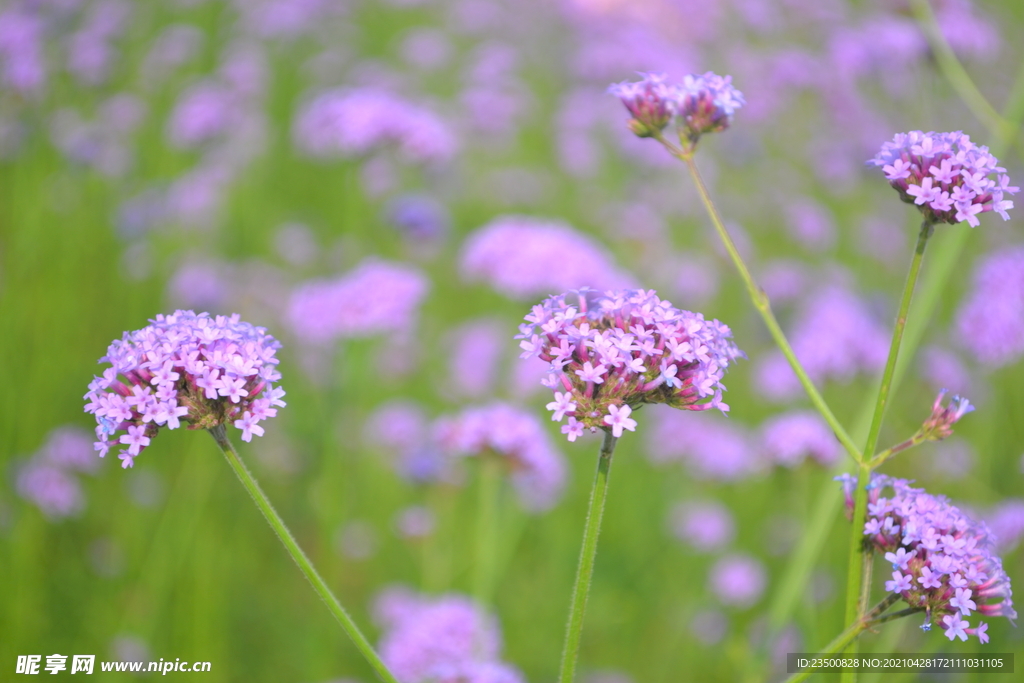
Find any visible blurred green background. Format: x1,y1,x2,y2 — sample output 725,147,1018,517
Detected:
2,0,1024,681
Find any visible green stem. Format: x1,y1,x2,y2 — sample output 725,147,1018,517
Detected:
782,594,904,683
473,455,503,606
208,426,399,683
839,460,871,683
662,141,861,464
861,219,933,464
558,430,618,683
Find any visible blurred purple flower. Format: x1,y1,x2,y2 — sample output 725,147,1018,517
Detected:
66,0,131,87
287,259,428,344
233,0,347,40
986,500,1024,554
167,81,242,149
141,24,202,84
0,3,47,95
919,346,972,397
460,216,632,300
647,410,764,481
954,245,1024,367
385,194,450,244
394,505,435,540
38,425,100,473
755,284,888,401
447,319,504,400
709,553,767,608
784,199,836,252
293,87,457,164
400,28,452,71
167,258,231,311
433,403,566,511
17,463,84,519
761,410,840,467
670,500,735,552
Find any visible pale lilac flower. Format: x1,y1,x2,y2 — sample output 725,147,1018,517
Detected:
986,500,1024,553
673,72,745,143
364,400,453,484
607,72,675,137
84,311,285,466
869,130,1016,227
839,473,1016,641
167,80,242,149
519,289,741,441
66,0,132,87
16,463,84,519
394,506,435,539
954,245,1024,367
373,588,524,683
38,425,101,473
784,199,836,252
292,87,456,164
447,319,504,399
670,500,735,552
433,403,566,511
647,411,764,481
287,259,428,344
709,553,767,608
0,4,47,95
761,410,840,467
460,216,633,300
920,390,974,441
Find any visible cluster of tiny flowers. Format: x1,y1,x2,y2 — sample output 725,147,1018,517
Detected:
955,245,1024,367
517,288,742,442
433,403,567,512
838,474,1016,642
459,215,632,300
84,311,286,469
374,587,525,683
292,87,457,164
920,390,974,441
608,71,745,142
868,130,1017,227
287,259,429,344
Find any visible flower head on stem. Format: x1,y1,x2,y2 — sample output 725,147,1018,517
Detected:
517,288,742,441
921,389,974,441
84,310,286,468
868,130,1017,227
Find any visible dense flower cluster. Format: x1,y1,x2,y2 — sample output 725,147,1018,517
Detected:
608,71,745,142
287,259,429,344
868,130,1017,227
955,245,1024,367
433,403,566,512
517,288,742,441
84,311,286,469
838,474,1016,642
374,587,525,683
460,216,632,300
292,87,456,163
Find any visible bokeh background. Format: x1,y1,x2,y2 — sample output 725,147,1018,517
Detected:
3,0,1024,681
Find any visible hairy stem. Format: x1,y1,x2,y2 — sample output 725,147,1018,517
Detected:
558,430,618,683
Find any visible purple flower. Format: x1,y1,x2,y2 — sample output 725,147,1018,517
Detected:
670,500,735,552
607,72,675,137
839,473,1016,641
761,410,840,467
954,245,1024,367
433,403,566,511
16,463,84,520
373,588,524,683
84,311,285,467
287,259,429,344
292,87,457,164
460,216,633,300
385,194,450,244
869,130,1017,227
647,410,764,481
519,289,741,441
447,319,504,400
709,553,767,608
0,4,47,95
920,390,974,441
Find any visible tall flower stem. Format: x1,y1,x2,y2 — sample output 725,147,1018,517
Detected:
658,137,861,463
208,426,399,683
840,219,932,683
559,430,618,683
473,455,504,606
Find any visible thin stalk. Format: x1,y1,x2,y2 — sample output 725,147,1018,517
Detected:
664,142,861,464
861,219,933,464
839,460,872,683
558,430,618,683
782,595,904,683
208,426,399,683
473,454,504,606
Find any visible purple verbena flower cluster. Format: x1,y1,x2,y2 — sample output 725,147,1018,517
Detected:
433,403,567,512
608,71,745,142
460,215,632,300
838,473,1016,643
293,87,457,164
920,390,974,442
761,410,840,467
869,130,1017,227
287,259,429,344
84,311,286,469
374,587,525,683
955,245,1024,367
517,288,742,442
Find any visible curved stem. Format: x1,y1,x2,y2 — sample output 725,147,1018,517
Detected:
558,430,618,683
208,426,399,683
661,140,861,464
